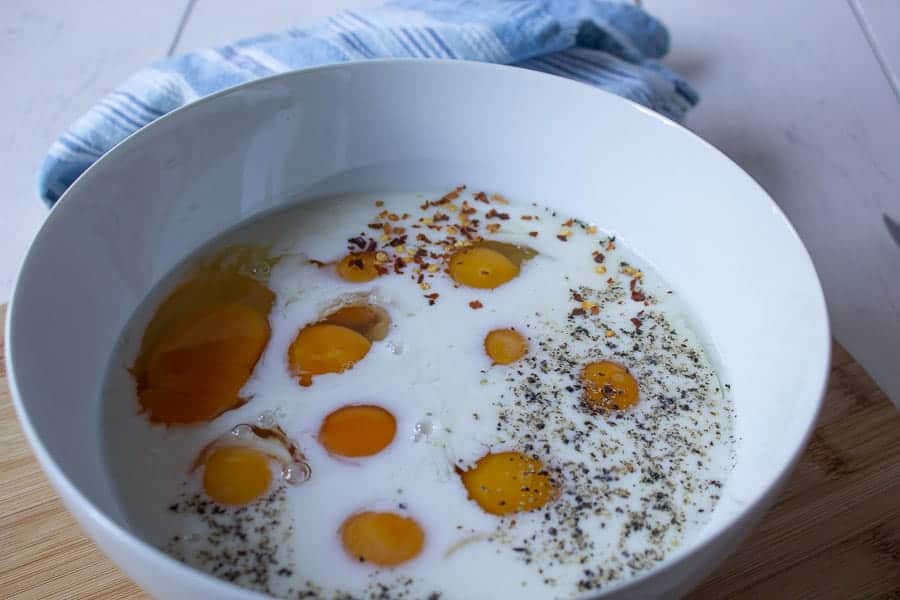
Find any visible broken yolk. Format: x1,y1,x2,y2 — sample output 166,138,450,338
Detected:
340,511,424,566
202,445,272,505
288,323,371,386
336,253,380,283
133,271,274,425
484,328,528,365
459,451,556,516
581,360,639,410
448,246,519,289
319,405,396,457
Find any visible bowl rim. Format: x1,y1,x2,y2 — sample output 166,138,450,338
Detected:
5,58,831,598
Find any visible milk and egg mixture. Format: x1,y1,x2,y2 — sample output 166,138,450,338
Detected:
102,187,734,599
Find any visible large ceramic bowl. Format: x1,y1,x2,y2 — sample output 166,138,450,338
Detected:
6,60,829,599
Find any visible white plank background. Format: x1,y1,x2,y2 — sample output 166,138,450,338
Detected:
2,0,898,407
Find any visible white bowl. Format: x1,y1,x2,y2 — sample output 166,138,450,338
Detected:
6,60,829,599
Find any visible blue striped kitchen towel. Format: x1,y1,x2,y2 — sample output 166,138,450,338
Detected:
37,0,697,205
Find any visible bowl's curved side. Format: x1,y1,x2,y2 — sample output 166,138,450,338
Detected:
6,59,830,599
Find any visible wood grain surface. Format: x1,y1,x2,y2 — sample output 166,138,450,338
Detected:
1,304,898,599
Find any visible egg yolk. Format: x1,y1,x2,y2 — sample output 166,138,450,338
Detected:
133,271,274,425
459,451,556,516
322,304,390,341
319,405,396,457
288,323,371,386
581,360,640,410
340,511,425,566
448,246,519,289
337,252,380,283
202,445,272,505
484,328,528,365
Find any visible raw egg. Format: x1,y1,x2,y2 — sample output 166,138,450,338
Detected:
132,250,276,425
484,328,528,365
192,423,311,506
340,511,425,566
319,405,396,457
336,252,381,283
459,451,556,516
288,303,390,386
447,241,535,289
581,360,640,410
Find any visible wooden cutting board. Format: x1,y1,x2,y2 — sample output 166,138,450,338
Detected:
1,304,898,599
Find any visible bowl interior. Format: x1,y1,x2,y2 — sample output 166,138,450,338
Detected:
7,60,829,597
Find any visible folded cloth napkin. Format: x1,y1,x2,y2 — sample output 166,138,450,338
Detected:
37,0,697,205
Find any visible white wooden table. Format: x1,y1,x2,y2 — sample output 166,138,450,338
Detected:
2,0,898,407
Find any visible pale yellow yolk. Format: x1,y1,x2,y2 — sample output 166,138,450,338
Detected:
581,360,640,410
336,252,380,283
288,323,371,386
484,328,528,365
322,305,390,341
459,451,556,516
319,405,396,457
133,270,274,425
202,445,272,505
448,246,519,289
340,512,425,566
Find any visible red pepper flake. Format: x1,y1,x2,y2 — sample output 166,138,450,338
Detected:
348,236,367,249
570,308,586,317
393,257,406,273
528,231,539,237
401,213,410,219
388,213,400,222
441,185,465,203
572,292,584,302
563,218,575,227
629,279,646,302
375,200,384,207
368,223,383,229
486,223,501,233
389,236,407,247
308,259,327,268
490,193,509,205
474,191,489,204
592,251,605,263
424,292,440,306
469,300,483,309
485,208,510,220
556,235,569,242
590,306,600,316
416,233,432,243
433,212,450,222
630,317,643,330
606,239,616,251
417,273,425,284
374,265,390,276
366,239,377,252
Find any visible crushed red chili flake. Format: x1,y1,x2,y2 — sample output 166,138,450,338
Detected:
629,279,646,302
486,223,501,233
374,200,384,207
348,236,367,249
521,215,533,221
365,239,377,252
606,239,617,251
374,265,389,276
461,203,476,215
416,233,432,243
433,212,450,222
469,300,483,309
630,317,643,330
490,193,508,204
368,223,383,229
563,218,574,227
572,292,584,302
474,191,489,203
389,236,407,247
570,308,586,317
529,231,539,237
424,292,440,306
590,306,600,316
308,259,327,268
486,208,510,220
557,235,569,242
592,251,605,264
